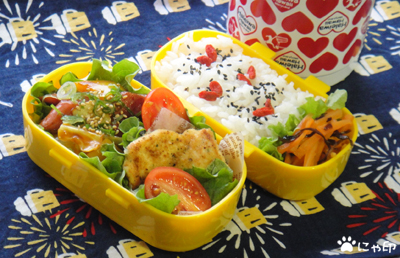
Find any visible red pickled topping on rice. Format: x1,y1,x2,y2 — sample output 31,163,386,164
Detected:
196,55,213,67
253,99,274,117
209,81,223,97
247,65,256,79
237,73,252,86
205,44,218,62
199,90,219,101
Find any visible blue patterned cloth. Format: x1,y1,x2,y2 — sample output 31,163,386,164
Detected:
1,1,400,257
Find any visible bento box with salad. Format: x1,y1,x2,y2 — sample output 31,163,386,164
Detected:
151,29,358,201
22,59,246,252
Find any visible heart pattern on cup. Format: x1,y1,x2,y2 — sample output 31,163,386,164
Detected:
353,0,373,25
226,0,373,82
306,0,339,18
343,39,362,64
228,17,241,41
298,37,329,58
262,27,291,51
237,6,257,35
282,12,314,34
333,27,358,51
250,0,276,25
310,52,339,73
229,0,236,11
272,0,300,12
343,0,362,11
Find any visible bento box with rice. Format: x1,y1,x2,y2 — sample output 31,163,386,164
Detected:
151,29,358,201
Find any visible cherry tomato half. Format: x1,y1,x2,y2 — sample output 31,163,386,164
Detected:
141,87,190,130
144,167,212,213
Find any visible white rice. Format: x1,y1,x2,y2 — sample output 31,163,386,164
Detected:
154,32,322,146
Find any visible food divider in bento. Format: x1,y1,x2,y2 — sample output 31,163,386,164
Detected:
22,60,247,252
151,29,358,201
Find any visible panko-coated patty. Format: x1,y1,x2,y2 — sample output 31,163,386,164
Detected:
123,128,225,189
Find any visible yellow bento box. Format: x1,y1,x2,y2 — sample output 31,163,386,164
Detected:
22,62,247,252
151,29,358,201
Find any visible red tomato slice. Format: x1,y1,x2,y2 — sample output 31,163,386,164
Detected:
39,100,77,133
141,87,189,130
144,167,212,213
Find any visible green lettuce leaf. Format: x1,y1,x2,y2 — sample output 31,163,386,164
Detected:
59,72,82,85
119,117,146,148
258,137,283,161
297,97,328,119
189,115,216,138
326,89,347,110
185,159,238,206
79,143,129,189
29,82,58,123
133,185,180,214
86,59,150,94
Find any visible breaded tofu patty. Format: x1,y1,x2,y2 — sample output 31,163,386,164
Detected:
123,128,225,189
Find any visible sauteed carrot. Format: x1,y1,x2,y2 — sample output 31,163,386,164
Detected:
277,109,354,166
258,89,354,166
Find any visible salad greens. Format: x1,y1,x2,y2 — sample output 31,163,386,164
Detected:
79,144,128,188
30,58,239,214
185,159,238,206
133,185,181,214
30,58,149,123
259,89,348,161
30,82,58,123
132,159,238,213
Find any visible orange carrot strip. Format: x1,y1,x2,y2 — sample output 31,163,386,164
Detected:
314,109,343,127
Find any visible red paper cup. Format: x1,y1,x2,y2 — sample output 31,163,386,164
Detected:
226,0,374,86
